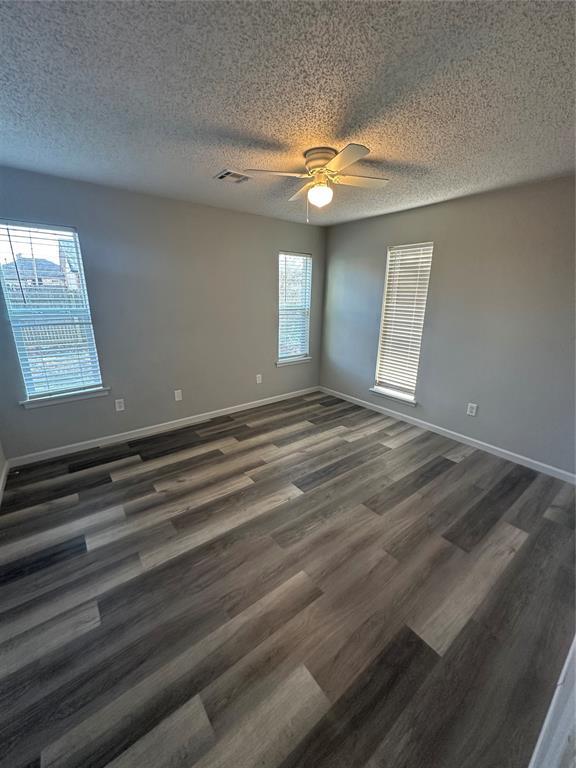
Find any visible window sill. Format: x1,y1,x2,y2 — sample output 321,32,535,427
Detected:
276,356,312,367
20,387,111,409
370,386,417,407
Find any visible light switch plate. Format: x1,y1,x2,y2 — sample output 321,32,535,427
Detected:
174,389,183,401
466,402,478,416
115,398,125,412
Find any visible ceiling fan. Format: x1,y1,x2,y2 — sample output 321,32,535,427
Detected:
244,144,388,209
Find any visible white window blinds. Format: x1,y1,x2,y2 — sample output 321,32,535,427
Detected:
278,252,312,361
374,242,433,402
0,221,103,400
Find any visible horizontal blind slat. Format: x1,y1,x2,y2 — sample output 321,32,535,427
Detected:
374,242,433,397
278,252,312,360
0,221,103,398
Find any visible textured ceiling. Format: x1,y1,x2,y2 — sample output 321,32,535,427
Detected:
0,0,573,225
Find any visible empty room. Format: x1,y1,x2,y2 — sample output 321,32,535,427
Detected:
0,1,574,767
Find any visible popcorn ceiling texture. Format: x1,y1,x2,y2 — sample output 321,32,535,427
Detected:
0,0,573,225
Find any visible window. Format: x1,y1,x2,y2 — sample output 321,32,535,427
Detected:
0,220,103,401
373,242,433,404
277,252,312,364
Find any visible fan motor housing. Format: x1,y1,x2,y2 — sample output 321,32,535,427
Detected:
304,147,337,172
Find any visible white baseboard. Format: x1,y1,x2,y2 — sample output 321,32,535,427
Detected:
9,387,320,468
528,637,575,768
8,384,574,484
320,386,576,484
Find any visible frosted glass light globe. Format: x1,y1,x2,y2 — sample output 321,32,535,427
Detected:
307,182,333,208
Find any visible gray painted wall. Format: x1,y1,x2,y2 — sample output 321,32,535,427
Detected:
1,168,573,472
321,176,575,474
0,167,325,458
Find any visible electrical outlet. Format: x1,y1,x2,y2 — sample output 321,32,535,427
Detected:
256,374,262,384
115,398,125,412
466,402,478,416
174,389,183,401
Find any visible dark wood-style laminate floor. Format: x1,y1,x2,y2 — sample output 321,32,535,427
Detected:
0,392,574,768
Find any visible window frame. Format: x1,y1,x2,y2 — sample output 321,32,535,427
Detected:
276,251,313,367
0,218,108,407
371,241,434,406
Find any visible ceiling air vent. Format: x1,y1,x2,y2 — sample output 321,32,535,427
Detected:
214,169,250,183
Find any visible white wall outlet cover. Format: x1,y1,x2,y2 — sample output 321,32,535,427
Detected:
115,398,125,412
256,374,262,384
467,403,478,416
174,389,183,401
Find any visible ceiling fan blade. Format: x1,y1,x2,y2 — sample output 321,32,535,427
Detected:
336,174,389,189
325,143,370,173
289,181,315,202
243,169,309,178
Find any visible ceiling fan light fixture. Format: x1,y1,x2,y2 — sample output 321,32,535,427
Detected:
307,181,333,208
245,144,385,208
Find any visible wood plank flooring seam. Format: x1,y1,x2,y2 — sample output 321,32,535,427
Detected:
0,393,572,768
